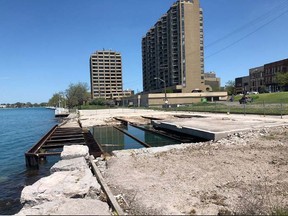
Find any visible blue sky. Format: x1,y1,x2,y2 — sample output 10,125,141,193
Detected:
0,0,287,103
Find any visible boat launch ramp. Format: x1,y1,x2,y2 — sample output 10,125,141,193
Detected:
25,122,103,168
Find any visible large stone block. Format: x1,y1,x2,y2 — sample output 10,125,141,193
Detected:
21,169,101,207
61,145,89,160
16,198,111,215
50,157,88,173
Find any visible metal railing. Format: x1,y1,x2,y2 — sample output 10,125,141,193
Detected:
169,101,288,118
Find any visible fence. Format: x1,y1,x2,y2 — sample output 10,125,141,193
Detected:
170,101,288,118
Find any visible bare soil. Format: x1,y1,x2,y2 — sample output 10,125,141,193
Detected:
102,126,288,215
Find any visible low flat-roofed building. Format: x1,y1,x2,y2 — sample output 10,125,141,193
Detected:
123,92,228,108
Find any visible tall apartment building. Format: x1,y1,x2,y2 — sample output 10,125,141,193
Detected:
90,50,123,100
142,0,205,93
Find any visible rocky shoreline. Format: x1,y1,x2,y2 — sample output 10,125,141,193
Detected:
16,145,111,215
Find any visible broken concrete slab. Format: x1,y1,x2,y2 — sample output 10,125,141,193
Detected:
16,198,110,215
20,169,101,207
61,145,89,160
50,157,89,173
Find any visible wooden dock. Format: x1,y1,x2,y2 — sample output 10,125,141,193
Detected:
25,124,103,168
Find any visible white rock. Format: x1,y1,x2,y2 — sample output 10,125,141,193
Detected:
16,198,110,215
112,143,191,158
50,157,88,173
61,145,89,160
20,169,101,207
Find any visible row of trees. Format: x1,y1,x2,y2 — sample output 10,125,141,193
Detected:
0,102,48,108
2,82,102,109
48,82,90,109
48,76,288,108
48,81,238,108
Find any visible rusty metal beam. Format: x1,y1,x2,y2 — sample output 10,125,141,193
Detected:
25,124,103,168
113,126,151,148
45,137,85,143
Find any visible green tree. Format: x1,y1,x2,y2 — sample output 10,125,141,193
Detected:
258,86,269,94
15,102,23,108
26,102,33,107
225,80,235,95
276,72,288,90
90,98,106,106
48,92,66,107
40,102,48,107
65,82,90,108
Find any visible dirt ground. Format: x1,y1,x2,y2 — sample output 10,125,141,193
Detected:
101,125,288,215
78,109,288,215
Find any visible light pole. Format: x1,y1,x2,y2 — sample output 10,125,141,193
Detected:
154,77,168,108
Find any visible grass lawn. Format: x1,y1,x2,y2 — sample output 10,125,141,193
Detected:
168,92,288,115
79,92,288,116
234,92,288,104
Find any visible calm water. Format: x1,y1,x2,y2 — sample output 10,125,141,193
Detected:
124,124,180,147
90,124,180,153
90,126,144,153
0,108,59,215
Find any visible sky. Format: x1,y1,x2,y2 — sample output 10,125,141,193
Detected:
0,0,288,103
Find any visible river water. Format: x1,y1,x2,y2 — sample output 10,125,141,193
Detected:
0,108,60,215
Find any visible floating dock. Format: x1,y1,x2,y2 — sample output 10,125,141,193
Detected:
25,125,103,168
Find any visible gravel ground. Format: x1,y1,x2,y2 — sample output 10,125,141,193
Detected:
102,126,288,215
78,109,288,215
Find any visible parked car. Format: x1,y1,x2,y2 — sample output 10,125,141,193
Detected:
247,91,259,95
239,96,253,104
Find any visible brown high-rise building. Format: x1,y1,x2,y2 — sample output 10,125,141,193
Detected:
90,50,123,99
142,0,205,93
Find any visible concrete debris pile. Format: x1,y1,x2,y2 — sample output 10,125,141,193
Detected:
214,126,288,147
16,145,111,215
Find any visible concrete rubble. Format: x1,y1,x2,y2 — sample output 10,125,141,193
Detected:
50,156,88,173
15,198,110,215
16,145,111,215
60,145,90,160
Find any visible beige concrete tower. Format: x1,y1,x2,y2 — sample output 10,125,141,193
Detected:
90,50,123,100
142,0,205,93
